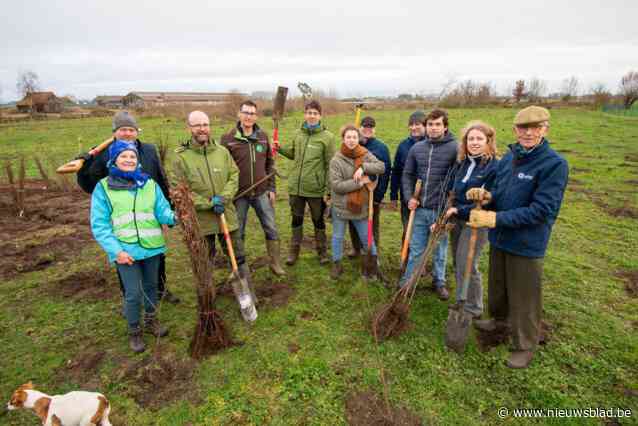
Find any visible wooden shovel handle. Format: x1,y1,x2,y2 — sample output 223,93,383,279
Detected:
56,137,114,174
367,185,374,249
462,201,483,286
400,179,423,263
219,213,238,272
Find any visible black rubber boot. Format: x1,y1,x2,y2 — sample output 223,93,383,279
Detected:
128,326,146,353
143,312,169,337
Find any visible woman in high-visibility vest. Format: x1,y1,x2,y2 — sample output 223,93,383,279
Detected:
91,140,175,353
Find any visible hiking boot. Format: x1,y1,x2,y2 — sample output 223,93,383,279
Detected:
128,326,146,353
506,350,534,369
435,285,450,301
474,318,508,332
286,226,303,266
314,228,329,265
330,261,343,280
266,239,286,276
143,313,168,337
161,289,181,305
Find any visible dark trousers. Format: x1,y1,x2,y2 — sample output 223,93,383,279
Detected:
116,255,160,328
117,253,166,296
206,230,245,265
488,247,544,351
349,202,381,252
289,195,326,230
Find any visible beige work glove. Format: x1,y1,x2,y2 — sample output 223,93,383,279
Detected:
469,210,496,228
466,188,492,205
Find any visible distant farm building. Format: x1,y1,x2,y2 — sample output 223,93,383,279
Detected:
16,92,63,113
122,91,247,108
95,95,124,108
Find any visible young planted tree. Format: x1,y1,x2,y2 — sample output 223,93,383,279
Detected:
590,83,612,108
170,173,232,359
512,80,526,103
619,71,638,109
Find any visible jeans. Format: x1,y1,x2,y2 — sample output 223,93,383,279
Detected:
235,192,279,241
115,254,160,329
399,207,448,287
331,211,377,261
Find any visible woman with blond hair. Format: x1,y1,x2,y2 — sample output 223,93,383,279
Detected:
439,121,498,318
329,124,385,280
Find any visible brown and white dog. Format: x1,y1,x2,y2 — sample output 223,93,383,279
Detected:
7,382,112,426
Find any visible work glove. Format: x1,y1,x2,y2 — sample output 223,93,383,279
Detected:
469,210,496,228
466,188,492,205
211,195,225,215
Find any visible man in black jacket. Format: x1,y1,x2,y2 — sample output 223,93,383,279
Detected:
77,111,180,305
399,109,458,300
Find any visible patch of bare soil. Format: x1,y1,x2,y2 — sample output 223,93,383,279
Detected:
288,342,300,353
254,278,295,308
615,270,638,298
372,301,411,342
607,205,638,219
0,180,92,279
625,154,638,163
345,391,423,426
300,310,316,320
475,320,553,352
625,179,638,185
301,236,315,249
56,347,106,389
571,167,592,173
46,270,117,301
117,351,198,409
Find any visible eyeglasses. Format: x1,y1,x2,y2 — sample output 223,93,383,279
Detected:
240,110,257,116
189,123,210,129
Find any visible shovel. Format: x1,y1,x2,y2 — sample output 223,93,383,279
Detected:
218,213,257,322
364,183,375,277
56,137,114,174
444,201,482,353
271,86,288,157
399,179,422,274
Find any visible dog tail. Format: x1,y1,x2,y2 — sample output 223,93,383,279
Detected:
91,395,111,426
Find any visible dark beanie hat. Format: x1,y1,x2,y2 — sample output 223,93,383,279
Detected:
408,111,426,125
112,111,139,132
360,116,376,128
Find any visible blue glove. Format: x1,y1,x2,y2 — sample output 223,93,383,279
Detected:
211,195,225,215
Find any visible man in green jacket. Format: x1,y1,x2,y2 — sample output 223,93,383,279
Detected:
278,100,336,265
169,110,249,281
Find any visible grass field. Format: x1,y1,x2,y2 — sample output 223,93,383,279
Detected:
0,108,637,425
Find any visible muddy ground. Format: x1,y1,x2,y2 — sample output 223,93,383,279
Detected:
615,270,638,298
0,179,93,279
345,390,423,426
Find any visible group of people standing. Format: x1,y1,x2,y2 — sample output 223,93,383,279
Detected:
84,100,568,369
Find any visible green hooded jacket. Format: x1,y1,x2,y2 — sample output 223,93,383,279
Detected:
169,139,239,235
278,123,336,198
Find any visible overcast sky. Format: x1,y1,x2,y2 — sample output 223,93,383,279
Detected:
1,0,636,101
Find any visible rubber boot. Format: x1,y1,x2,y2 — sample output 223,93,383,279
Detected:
128,326,146,353
238,262,258,305
474,318,509,333
266,239,286,276
330,261,343,280
506,350,534,369
143,312,169,337
315,228,330,265
286,226,303,266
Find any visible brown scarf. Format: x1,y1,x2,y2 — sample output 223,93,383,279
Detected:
340,143,370,214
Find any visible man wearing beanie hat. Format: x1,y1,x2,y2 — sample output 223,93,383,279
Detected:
467,106,568,369
390,111,427,234
76,111,180,305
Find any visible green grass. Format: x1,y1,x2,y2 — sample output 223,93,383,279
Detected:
1,108,637,425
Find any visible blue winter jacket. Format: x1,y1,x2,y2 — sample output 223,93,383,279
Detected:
390,135,425,202
361,137,392,203
452,156,498,221
91,178,176,263
486,139,568,258
402,132,458,210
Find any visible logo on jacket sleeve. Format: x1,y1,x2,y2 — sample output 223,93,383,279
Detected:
255,144,265,153
517,172,534,180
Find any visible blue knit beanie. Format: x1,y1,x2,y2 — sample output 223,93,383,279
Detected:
108,140,138,165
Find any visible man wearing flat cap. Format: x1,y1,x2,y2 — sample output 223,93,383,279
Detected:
467,106,568,369
77,111,180,306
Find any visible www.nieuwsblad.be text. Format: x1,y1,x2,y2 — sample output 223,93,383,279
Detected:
498,407,633,419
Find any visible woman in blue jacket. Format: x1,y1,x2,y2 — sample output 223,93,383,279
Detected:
439,121,498,318
91,140,175,353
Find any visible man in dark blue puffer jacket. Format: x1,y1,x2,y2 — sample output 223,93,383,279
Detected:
400,109,458,300
468,106,568,369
